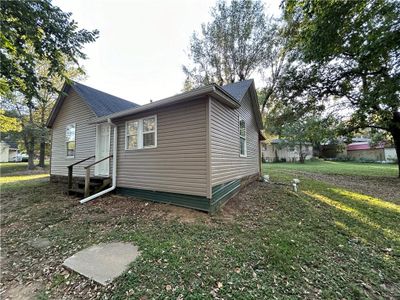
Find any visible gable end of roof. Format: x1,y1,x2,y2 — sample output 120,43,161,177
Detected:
72,82,139,117
46,81,140,128
220,79,254,102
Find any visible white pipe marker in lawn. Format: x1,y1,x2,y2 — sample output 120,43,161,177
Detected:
80,119,117,204
263,175,270,182
292,178,300,192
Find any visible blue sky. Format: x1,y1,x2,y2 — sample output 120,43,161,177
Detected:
54,0,281,105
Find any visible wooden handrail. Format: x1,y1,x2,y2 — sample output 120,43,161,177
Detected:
67,155,95,168
67,154,113,197
84,155,113,197
84,155,113,169
67,155,95,189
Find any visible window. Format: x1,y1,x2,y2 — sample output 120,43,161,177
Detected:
125,115,157,150
239,118,246,157
126,120,139,150
66,123,76,157
143,117,156,147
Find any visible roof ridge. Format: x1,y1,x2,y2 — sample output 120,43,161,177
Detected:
220,79,254,102
72,81,137,105
71,81,140,117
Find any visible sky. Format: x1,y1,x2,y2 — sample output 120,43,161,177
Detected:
54,0,282,105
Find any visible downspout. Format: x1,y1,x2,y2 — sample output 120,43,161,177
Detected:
80,119,117,204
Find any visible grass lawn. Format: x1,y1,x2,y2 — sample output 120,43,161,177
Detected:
264,160,398,177
0,161,49,175
1,161,399,299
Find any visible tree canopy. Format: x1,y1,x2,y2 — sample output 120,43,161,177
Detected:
0,110,21,133
0,0,98,99
0,0,98,169
183,0,274,88
280,0,400,176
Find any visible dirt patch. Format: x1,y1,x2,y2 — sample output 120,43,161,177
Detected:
217,181,283,222
2,282,42,300
285,170,400,202
78,194,210,224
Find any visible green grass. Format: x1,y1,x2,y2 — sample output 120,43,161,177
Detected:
264,160,398,177
1,161,399,299
1,173,49,184
0,161,49,175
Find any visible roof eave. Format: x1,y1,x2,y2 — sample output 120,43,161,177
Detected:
46,82,69,128
259,131,266,141
93,85,240,124
248,81,263,130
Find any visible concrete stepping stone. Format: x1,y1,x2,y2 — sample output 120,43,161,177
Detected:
28,237,51,249
63,242,140,285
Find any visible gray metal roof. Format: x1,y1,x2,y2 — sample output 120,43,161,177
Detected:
1,140,18,149
73,82,139,117
220,79,254,102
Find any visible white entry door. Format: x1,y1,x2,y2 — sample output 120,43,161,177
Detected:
95,123,110,176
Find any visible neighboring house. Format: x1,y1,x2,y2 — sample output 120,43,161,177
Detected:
261,139,313,162
47,80,264,212
319,143,347,159
0,141,18,162
320,138,398,161
347,140,397,161
384,148,397,161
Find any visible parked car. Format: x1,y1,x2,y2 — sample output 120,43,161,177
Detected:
13,153,29,162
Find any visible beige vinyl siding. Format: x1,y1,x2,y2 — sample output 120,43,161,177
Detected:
115,98,208,197
50,89,97,177
210,91,259,186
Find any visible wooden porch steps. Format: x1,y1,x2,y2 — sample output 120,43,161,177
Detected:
67,154,113,200
68,177,111,197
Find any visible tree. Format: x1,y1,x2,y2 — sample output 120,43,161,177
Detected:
0,110,21,133
281,0,400,176
0,0,98,169
265,105,338,163
258,20,290,113
183,0,273,87
0,0,98,99
34,59,85,167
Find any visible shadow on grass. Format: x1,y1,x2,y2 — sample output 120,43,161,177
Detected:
304,190,399,242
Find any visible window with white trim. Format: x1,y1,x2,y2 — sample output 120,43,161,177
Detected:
66,123,76,157
239,118,247,157
125,115,157,150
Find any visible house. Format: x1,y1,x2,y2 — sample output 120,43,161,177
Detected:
320,137,398,162
347,139,397,161
0,141,18,162
261,139,313,162
319,143,347,159
47,80,264,212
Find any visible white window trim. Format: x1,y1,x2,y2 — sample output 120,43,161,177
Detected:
66,123,76,159
125,115,157,150
239,117,247,157
125,120,139,150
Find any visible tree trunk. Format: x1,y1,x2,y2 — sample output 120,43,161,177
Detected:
389,113,400,178
27,136,35,170
27,106,36,170
390,128,400,178
38,107,46,168
38,140,45,168
390,130,400,178
261,87,274,113
299,143,305,163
